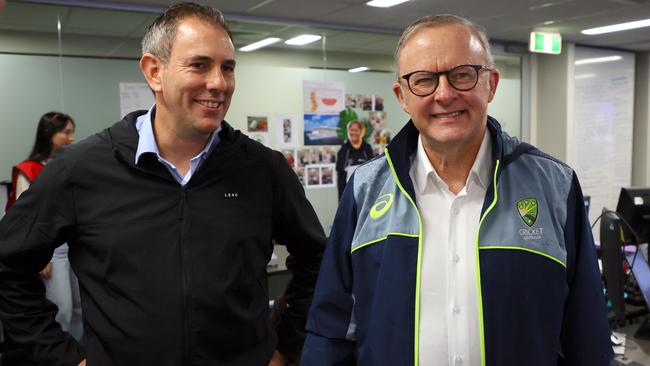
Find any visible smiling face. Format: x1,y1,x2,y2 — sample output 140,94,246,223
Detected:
392,23,499,153
348,122,363,144
143,16,235,140
51,120,75,152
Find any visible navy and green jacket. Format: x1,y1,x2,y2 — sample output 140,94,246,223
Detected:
302,117,612,365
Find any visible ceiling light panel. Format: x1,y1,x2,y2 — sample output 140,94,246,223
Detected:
582,18,650,35
366,0,411,8
285,34,322,46
239,37,281,52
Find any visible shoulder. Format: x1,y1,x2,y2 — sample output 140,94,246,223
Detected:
351,154,392,198
219,125,288,171
502,137,576,207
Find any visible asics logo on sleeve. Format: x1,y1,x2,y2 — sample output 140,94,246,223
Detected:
370,194,394,219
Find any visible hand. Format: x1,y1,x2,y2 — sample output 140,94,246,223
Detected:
38,262,53,279
268,350,288,366
78,359,86,366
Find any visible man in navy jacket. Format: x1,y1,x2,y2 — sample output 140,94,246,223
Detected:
302,14,612,366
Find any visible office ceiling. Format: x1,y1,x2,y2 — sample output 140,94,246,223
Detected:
2,0,650,57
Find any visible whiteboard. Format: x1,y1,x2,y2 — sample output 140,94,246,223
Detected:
572,46,635,231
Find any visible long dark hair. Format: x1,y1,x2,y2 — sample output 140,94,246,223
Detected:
27,112,75,162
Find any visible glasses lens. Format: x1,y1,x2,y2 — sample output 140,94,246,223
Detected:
448,65,478,90
409,71,437,96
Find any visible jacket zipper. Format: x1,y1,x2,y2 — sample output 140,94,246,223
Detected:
179,188,191,365
475,159,500,366
383,149,423,366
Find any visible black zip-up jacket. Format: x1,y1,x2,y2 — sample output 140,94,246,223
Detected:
0,111,326,365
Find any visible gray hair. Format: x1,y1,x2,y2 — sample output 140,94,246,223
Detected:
394,14,493,76
142,2,231,63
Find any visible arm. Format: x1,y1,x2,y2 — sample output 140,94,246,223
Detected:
558,172,613,365
336,145,348,200
301,176,358,365
14,172,53,280
14,171,31,199
0,156,84,365
271,151,327,362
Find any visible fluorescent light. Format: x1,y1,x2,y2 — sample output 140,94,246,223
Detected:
239,37,281,52
367,0,410,8
285,34,321,46
574,55,622,65
348,66,369,73
582,18,650,35
575,73,595,80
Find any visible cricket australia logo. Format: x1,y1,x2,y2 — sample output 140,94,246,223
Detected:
516,198,538,227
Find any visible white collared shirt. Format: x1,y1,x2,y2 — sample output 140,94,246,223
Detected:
134,105,220,186
410,130,492,366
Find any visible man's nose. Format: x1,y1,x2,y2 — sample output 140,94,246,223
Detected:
207,68,228,90
433,74,458,102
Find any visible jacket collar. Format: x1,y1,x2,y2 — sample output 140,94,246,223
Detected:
385,115,506,200
105,110,241,170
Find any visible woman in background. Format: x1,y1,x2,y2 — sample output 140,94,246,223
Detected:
336,120,374,199
6,112,83,342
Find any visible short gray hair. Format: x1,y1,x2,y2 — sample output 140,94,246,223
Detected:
142,2,231,63
394,14,493,76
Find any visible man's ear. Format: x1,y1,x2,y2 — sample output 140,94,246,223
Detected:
487,68,500,103
392,81,410,115
140,53,163,93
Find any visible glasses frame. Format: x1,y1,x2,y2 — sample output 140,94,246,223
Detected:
400,64,492,97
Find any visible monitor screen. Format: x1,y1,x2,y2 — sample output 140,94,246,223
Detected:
616,187,650,245
626,252,650,311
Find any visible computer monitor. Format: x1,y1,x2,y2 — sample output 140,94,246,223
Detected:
616,187,650,245
601,209,626,324
625,251,650,339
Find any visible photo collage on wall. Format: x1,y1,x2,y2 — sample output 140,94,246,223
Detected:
245,81,393,190
282,147,336,188
345,93,392,156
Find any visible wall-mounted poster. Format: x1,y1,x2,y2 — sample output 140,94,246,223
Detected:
303,80,345,114
345,94,359,109
304,164,336,189
247,115,269,132
361,95,373,111
373,95,384,111
306,166,320,186
303,114,342,146
275,113,300,148
281,149,297,168
303,80,345,146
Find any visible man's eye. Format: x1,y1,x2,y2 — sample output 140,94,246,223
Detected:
190,63,206,69
222,64,235,73
413,76,435,86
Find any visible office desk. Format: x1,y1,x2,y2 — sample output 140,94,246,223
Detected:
615,321,650,365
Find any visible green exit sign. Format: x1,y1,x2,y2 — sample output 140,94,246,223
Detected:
529,32,562,54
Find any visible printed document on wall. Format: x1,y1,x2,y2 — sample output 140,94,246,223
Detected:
119,82,155,119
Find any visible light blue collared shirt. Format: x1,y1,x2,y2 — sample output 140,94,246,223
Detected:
135,105,220,186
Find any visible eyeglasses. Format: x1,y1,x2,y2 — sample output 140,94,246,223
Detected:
400,64,492,97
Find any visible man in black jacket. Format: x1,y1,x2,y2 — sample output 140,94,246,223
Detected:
0,3,325,366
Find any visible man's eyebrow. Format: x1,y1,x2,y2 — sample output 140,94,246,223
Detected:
187,55,213,63
223,59,236,67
